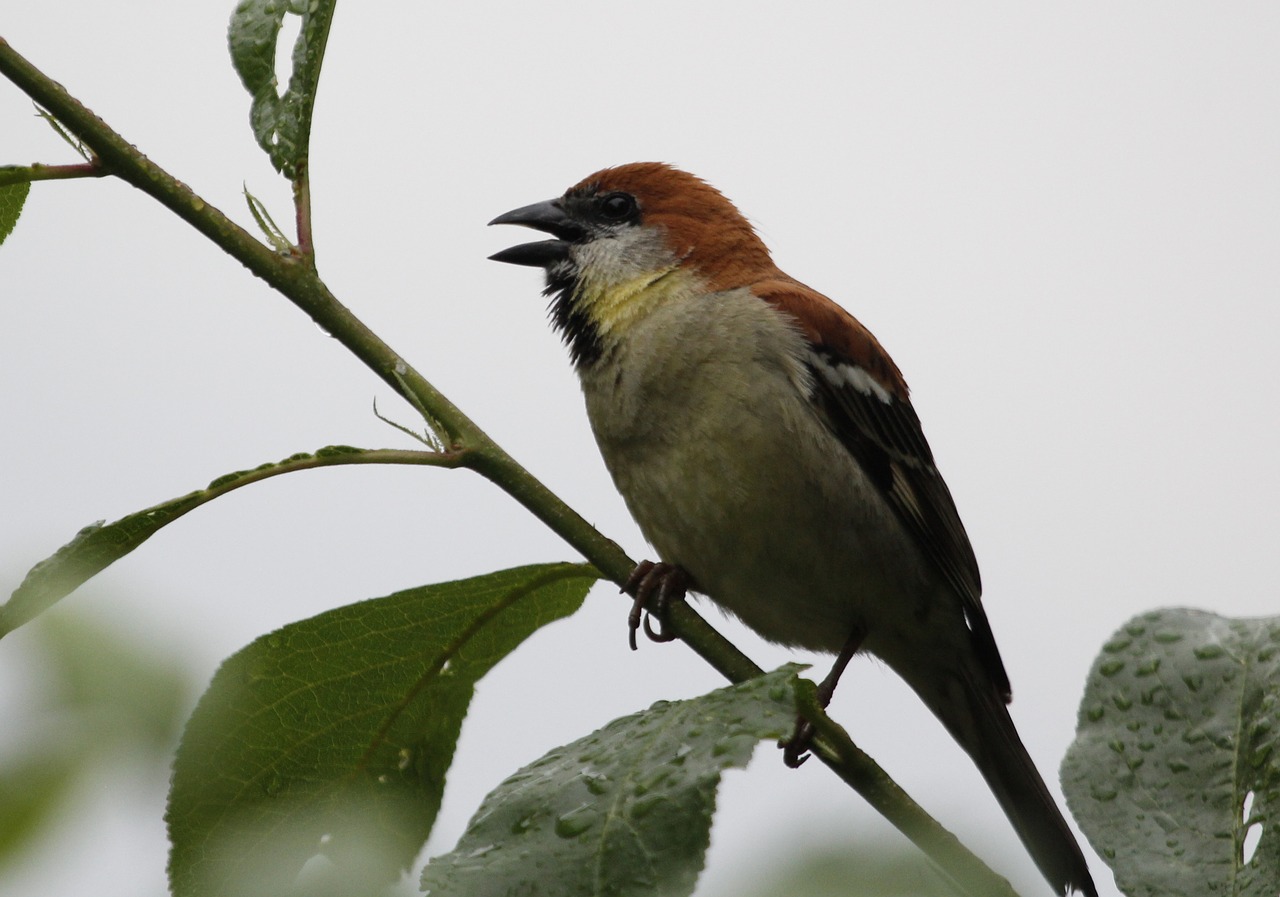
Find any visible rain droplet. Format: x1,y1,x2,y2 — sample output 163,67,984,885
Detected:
582,771,610,795
554,805,598,838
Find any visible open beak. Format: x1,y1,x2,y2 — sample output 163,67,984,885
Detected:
488,199,582,267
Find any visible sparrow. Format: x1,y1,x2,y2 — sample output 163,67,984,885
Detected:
489,162,1097,897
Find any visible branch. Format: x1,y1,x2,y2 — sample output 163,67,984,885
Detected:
0,33,760,689
796,681,1020,897
0,36,1018,895
0,161,105,187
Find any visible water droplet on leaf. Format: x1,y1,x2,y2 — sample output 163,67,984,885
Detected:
554,805,598,838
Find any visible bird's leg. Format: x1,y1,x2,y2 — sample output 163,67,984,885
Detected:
622,560,691,650
781,624,866,767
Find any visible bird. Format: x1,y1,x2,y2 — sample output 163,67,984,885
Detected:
488,162,1098,897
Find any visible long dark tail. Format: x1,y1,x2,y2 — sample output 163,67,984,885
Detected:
913,665,1099,897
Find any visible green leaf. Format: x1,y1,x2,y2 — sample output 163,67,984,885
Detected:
244,183,293,251
228,0,336,180
0,446,399,638
1062,609,1280,897
422,665,801,897
0,181,30,245
167,563,597,897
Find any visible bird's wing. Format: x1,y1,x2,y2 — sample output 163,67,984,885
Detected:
755,279,1011,701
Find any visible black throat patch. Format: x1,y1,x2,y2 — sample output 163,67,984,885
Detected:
544,264,603,369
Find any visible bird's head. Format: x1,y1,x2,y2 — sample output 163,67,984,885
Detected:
489,162,778,367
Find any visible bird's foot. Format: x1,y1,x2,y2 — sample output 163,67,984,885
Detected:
622,560,691,650
780,720,815,768
779,624,866,768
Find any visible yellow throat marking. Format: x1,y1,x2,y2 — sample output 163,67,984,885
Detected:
576,266,691,339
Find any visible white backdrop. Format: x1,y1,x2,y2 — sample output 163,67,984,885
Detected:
2,4,1278,896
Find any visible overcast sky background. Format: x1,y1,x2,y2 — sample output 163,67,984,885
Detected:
2,4,1278,896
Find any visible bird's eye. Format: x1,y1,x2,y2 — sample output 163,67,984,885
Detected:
598,192,637,222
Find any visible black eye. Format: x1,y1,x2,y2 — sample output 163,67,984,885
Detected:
598,192,637,222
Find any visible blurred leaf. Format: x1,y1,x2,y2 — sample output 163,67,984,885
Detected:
422,665,801,897
38,608,190,748
1062,608,1280,897
0,181,29,244
0,446,385,638
722,840,956,897
228,0,336,180
0,607,191,869
0,751,80,870
167,563,597,897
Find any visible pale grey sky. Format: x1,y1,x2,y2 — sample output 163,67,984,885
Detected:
2,4,1278,896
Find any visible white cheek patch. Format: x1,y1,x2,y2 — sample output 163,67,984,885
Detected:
812,354,894,404
574,228,677,287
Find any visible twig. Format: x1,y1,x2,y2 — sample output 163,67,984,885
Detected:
0,160,104,187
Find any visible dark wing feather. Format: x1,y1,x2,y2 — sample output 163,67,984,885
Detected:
758,282,1012,701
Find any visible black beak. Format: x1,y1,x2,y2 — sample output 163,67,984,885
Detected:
488,198,582,267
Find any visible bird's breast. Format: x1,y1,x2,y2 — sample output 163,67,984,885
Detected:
578,289,941,653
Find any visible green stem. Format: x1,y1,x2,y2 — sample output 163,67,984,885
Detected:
0,35,1020,895
292,162,315,263
0,160,105,186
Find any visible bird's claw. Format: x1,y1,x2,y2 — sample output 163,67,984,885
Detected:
623,560,689,650
779,624,865,768
780,719,814,768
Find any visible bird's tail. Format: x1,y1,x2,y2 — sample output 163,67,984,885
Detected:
910,665,1099,897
